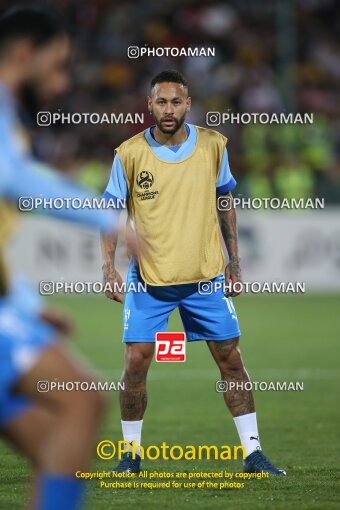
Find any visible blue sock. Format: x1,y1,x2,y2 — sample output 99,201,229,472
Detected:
37,474,85,510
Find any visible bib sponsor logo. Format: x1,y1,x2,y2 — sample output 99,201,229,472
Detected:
136,171,154,190
136,171,159,201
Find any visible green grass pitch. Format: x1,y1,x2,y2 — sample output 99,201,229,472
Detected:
0,293,339,509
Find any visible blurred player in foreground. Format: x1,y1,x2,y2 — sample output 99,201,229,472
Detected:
102,69,286,476
0,7,135,510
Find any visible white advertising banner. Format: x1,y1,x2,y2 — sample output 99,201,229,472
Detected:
7,210,340,292
237,209,340,291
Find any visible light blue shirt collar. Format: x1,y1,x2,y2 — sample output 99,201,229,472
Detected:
144,123,197,162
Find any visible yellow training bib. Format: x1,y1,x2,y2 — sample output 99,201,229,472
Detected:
117,125,227,286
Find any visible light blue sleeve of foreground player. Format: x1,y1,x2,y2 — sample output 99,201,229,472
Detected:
0,116,118,233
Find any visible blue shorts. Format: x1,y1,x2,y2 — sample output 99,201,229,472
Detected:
0,298,56,427
122,263,241,342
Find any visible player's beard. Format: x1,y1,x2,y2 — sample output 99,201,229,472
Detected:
154,112,186,135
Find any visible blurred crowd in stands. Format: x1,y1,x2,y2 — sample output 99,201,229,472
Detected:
3,0,339,202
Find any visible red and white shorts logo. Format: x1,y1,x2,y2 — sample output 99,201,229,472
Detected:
155,332,186,362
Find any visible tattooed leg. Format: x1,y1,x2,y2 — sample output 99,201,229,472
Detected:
207,338,255,417
120,342,154,420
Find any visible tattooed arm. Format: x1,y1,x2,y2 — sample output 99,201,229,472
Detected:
101,230,124,303
217,192,242,297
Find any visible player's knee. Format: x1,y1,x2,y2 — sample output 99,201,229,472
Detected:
60,382,107,424
124,345,152,375
217,346,243,372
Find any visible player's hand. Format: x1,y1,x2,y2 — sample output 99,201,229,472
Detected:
40,309,74,336
225,257,243,297
102,263,124,303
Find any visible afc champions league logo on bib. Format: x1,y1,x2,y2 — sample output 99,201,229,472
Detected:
135,171,159,201
136,171,154,190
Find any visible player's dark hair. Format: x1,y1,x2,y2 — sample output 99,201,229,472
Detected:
151,69,188,91
0,6,65,50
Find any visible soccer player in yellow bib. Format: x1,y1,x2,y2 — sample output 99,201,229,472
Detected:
102,70,285,476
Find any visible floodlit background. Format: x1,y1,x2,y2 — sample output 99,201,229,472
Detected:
1,0,339,199
1,0,339,290
1,1,339,509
